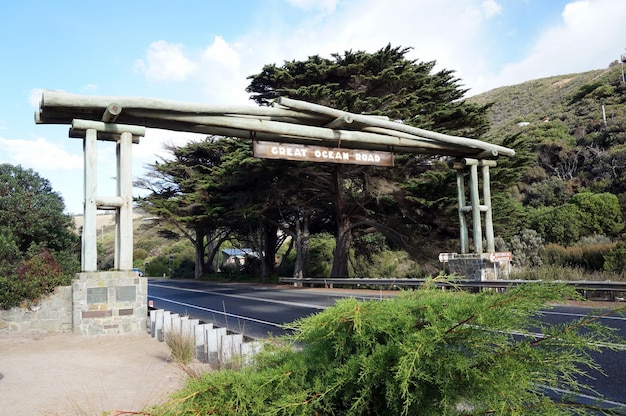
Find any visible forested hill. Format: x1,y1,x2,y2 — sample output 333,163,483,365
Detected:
462,61,626,252
467,62,626,142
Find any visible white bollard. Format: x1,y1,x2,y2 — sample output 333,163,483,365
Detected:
154,309,164,340
221,333,244,364
194,323,213,362
206,327,227,364
160,310,171,342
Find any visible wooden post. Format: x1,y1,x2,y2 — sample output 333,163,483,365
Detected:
456,169,469,254
469,164,483,254
482,164,495,253
115,131,134,270
82,129,98,272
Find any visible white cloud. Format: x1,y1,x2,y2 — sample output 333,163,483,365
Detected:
0,137,83,171
198,36,250,104
480,0,626,92
134,40,197,83
233,0,497,93
29,88,42,108
482,0,502,18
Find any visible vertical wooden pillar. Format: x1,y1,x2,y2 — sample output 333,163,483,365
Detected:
82,128,98,272
456,170,469,254
482,164,495,253
453,158,497,255
116,131,134,270
469,164,483,254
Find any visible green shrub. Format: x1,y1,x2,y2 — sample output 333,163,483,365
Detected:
604,242,626,273
352,250,419,279
541,242,615,271
304,233,334,277
150,280,626,415
0,248,72,309
171,259,196,279
509,264,623,282
509,228,544,267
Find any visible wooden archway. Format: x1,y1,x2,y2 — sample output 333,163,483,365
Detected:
36,90,515,273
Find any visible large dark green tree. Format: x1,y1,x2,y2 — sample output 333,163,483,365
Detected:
0,164,76,255
0,164,79,308
247,44,492,276
136,138,322,278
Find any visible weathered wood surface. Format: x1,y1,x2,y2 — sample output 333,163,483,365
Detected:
36,90,515,159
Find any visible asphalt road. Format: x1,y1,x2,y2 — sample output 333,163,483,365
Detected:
148,278,626,412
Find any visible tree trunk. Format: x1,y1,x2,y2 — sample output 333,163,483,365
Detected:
293,211,310,278
330,168,351,277
204,230,219,274
194,227,205,279
261,222,278,279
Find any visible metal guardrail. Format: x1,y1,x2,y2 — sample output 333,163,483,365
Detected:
278,277,626,301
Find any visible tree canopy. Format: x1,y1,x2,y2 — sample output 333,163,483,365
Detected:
246,44,493,276
0,164,79,308
139,45,496,278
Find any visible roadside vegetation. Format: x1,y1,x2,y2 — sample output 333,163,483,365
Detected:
148,280,626,415
0,164,79,309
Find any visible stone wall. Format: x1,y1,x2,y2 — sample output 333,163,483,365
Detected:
0,286,73,334
0,271,147,335
444,253,511,280
72,271,147,335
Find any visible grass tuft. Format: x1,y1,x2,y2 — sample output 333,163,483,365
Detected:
165,328,195,365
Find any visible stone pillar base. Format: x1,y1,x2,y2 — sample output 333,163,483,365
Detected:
72,271,147,335
442,253,512,281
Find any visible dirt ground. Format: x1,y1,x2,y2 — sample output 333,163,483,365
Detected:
0,331,193,415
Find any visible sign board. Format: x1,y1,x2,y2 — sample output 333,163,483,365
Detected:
253,140,394,166
438,252,456,262
488,251,513,263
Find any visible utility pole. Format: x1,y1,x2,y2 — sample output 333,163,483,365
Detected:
621,49,626,83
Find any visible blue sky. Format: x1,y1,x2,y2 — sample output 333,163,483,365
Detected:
2,0,626,214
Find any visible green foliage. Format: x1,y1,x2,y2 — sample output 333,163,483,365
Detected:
530,192,624,246
529,204,584,245
0,164,77,254
171,259,195,279
304,233,335,277
151,281,626,415
541,242,615,271
0,249,72,309
509,228,544,267
523,177,573,208
570,81,605,103
0,164,79,308
570,192,624,237
603,241,626,273
352,249,421,279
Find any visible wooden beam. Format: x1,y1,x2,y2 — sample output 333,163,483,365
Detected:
102,103,122,122
277,97,515,157
71,119,145,137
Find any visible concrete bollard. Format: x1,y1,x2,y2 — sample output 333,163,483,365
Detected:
221,333,244,364
149,308,264,365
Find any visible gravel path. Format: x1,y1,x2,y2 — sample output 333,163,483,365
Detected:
0,331,188,415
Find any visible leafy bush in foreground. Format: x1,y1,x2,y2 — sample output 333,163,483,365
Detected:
150,280,626,415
